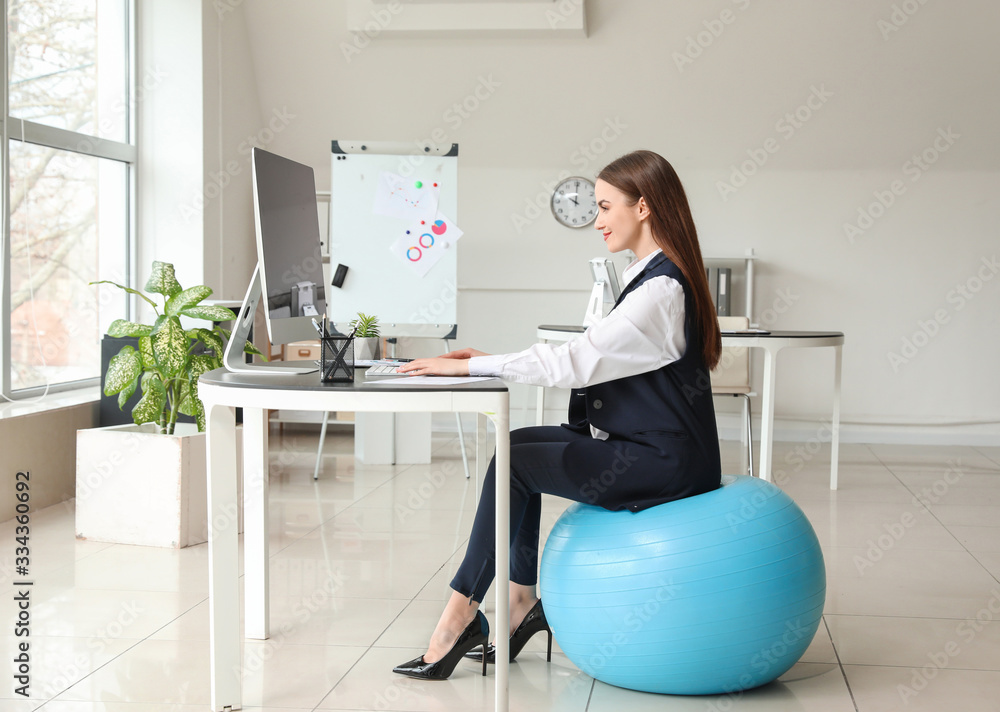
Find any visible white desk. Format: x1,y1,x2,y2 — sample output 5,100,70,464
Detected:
199,369,510,712
534,326,845,489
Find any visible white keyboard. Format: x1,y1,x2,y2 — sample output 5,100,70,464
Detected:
365,363,406,377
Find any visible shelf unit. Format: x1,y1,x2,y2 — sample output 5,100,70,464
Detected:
704,248,757,325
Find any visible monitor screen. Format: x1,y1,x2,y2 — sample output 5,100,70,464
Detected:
252,147,327,345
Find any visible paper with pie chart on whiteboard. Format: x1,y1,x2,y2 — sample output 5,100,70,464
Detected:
389,213,464,278
372,171,440,221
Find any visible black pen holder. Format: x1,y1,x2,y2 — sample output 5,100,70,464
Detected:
320,334,354,383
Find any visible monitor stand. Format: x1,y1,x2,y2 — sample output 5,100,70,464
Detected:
224,264,318,375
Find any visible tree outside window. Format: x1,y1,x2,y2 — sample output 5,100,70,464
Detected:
5,0,131,393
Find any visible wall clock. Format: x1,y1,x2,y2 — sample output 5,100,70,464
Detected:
551,176,597,228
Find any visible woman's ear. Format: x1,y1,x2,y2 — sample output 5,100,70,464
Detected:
636,196,650,220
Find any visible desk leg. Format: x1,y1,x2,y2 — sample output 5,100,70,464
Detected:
207,403,241,711
759,347,777,482
489,400,510,712
244,407,269,639
476,413,490,501
830,344,843,490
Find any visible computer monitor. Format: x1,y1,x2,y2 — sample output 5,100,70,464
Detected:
224,148,327,374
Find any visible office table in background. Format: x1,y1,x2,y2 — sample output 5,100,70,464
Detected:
534,326,845,489
199,369,511,712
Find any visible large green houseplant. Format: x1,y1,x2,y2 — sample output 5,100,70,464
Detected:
96,261,263,434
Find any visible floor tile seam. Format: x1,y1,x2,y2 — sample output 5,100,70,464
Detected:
823,611,1000,623
859,445,896,470
886,462,1000,473
30,585,212,597
430,431,463,455
1,581,211,601
815,543,978,555
431,427,475,457
304,519,461,682
894,482,1000,580
241,640,376,649
338,461,426,512
823,612,1000,622
583,675,596,711
863,444,910,479
818,544,990,556
972,445,1000,469
784,495,947,505
412,543,468,601
264,462,425,559
310,577,432,711
32,614,177,705
968,551,1000,588
821,615,861,712
853,465,981,558
867,445,972,484
265,515,337,560
840,662,1000,673
25,538,127,587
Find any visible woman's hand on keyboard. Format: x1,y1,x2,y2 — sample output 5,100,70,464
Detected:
397,357,471,377
440,348,489,360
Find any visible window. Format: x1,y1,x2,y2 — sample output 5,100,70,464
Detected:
2,0,134,396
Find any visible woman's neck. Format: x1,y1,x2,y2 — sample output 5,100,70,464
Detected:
630,226,659,261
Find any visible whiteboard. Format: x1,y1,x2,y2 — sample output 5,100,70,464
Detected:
327,140,458,339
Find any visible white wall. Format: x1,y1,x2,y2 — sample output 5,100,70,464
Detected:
201,0,267,299
138,0,263,303
234,0,999,443
137,0,205,294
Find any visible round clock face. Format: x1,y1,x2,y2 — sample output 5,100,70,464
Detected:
551,177,597,228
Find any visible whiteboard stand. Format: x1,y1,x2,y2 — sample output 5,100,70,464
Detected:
320,140,464,473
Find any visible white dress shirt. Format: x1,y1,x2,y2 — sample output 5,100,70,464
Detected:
469,249,687,439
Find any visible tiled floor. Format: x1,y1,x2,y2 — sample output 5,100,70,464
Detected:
1,420,999,711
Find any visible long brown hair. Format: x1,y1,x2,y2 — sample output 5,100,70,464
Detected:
597,150,721,370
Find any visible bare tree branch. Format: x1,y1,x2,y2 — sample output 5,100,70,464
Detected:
10,206,95,310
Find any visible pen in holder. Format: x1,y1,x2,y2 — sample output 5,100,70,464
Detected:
320,333,354,383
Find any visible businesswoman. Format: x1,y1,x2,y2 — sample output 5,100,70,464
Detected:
392,150,723,680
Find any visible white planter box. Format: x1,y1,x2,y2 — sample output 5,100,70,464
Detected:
75,422,243,548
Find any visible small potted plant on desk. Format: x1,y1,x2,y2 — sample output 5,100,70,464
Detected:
75,261,264,548
350,312,381,361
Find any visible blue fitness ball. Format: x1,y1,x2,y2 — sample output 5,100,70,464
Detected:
539,475,825,695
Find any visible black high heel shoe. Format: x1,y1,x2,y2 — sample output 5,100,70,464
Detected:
465,599,552,664
393,610,490,680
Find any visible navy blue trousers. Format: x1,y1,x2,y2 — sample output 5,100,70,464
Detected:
450,425,672,603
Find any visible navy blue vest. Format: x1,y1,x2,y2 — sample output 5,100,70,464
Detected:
562,253,721,511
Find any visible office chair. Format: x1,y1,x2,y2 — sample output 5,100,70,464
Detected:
711,316,755,477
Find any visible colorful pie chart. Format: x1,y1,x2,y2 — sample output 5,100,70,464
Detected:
431,220,447,236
